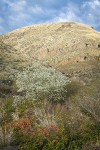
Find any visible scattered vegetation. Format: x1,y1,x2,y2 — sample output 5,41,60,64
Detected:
0,22,100,149
0,77,100,150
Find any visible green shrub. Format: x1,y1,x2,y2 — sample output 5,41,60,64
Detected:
15,63,69,102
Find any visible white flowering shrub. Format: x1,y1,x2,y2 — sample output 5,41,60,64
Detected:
16,63,70,102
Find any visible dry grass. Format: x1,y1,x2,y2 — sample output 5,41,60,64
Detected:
1,22,100,67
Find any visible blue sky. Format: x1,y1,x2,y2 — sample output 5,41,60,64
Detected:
0,0,100,34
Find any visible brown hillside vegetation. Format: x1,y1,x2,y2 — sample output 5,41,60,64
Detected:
0,22,100,150
1,22,100,63
0,22,100,77
0,22,100,96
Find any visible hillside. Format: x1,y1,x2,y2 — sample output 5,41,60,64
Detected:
0,22,100,97
1,22,100,63
0,22,100,150
1,22,100,77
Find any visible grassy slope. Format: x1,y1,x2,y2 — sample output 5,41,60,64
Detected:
0,22,100,150
0,22,100,97
1,22,100,65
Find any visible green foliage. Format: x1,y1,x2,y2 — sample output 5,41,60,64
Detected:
16,63,69,102
13,122,100,150
12,99,100,150
0,97,15,126
0,97,15,147
14,125,68,150
1,76,100,149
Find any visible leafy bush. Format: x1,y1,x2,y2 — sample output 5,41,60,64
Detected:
16,63,69,102
14,120,100,150
11,99,99,150
1,97,99,150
